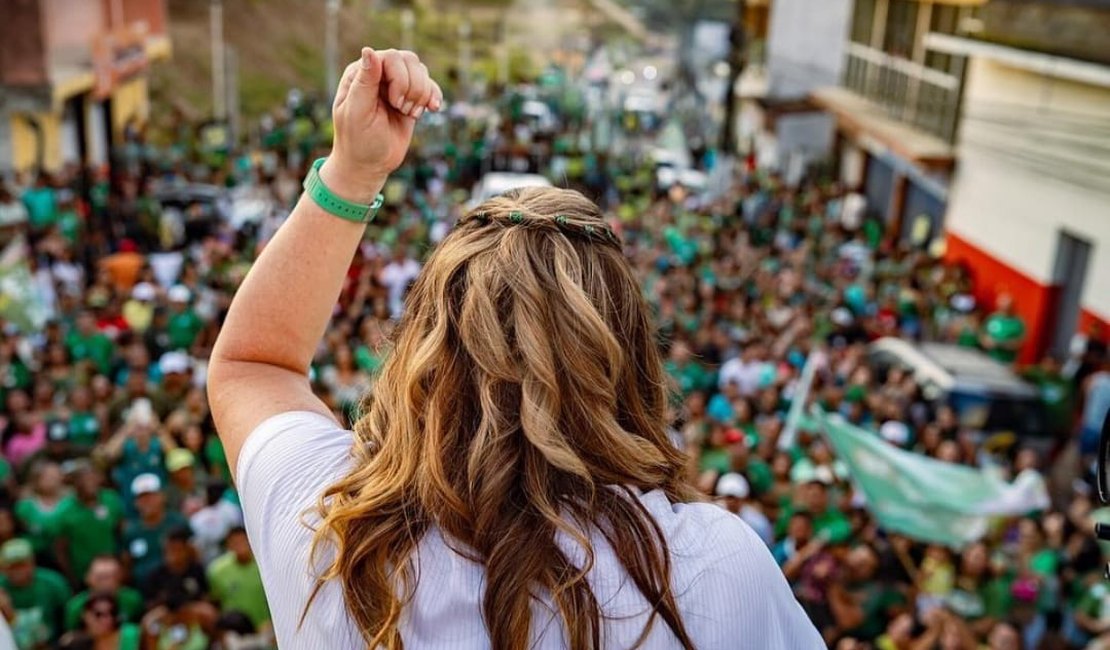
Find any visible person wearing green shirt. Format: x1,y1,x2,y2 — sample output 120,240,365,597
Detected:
0,538,72,647
121,474,189,587
166,286,204,351
207,527,270,629
664,341,713,396
63,555,144,631
61,592,142,650
55,466,123,583
981,294,1026,364
65,312,116,375
66,386,103,451
1023,357,1074,436
21,180,57,229
14,460,67,559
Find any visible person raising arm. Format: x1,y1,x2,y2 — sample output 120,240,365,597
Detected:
208,47,441,471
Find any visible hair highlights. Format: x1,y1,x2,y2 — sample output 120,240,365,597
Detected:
310,187,698,649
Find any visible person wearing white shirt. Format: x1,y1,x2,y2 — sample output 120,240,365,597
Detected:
208,47,821,650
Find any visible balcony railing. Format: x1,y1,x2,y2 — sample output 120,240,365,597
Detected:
842,42,965,143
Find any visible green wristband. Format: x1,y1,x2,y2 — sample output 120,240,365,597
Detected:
302,157,385,224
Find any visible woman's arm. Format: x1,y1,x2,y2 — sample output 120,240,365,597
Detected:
208,47,441,478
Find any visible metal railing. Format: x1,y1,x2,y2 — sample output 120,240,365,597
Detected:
842,42,965,143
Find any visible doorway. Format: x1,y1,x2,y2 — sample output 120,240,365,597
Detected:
1050,230,1093,358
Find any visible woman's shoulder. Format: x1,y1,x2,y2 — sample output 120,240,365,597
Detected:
638,490,770,565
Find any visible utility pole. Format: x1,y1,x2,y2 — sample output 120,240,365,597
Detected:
210,0,226,120
227,47,240,144
719,0,745,155
458,19,472,101
401,8,415,53
326,0,342,98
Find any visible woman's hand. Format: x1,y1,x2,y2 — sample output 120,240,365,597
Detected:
321,48,443,203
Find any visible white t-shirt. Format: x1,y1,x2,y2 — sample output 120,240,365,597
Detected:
237,411,823,649
380,259,421,319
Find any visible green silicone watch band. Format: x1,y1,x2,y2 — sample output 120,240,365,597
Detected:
303,157,385,224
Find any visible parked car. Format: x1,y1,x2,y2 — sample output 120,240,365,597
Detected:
867,337,1050,446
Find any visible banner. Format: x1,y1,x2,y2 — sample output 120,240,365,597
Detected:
806,408,1050,547
779,349,824,451
0,237,48,333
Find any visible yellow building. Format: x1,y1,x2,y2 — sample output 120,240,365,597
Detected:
0,0,172,175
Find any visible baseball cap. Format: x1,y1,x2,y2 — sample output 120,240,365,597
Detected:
130,473,162,496
159,351,191,376
723,428,745,445
0,539,34,565
716,472,750,499
132,282,157,302
168,285,192,303
166,448,195,474
879,420,911,447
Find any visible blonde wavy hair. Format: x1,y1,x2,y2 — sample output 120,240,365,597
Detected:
309,187,699,649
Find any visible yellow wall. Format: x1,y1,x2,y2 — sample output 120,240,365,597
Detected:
10,112,62,173
111,76,150,140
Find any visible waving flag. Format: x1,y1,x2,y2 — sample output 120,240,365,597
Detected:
807,408,1049,547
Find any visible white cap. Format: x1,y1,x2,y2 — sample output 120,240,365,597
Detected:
168,285,192,303
716,472,750,499
130,473,162,496
880,420,911,446
131,282,157,302
811,465,836,485
159,351,191,375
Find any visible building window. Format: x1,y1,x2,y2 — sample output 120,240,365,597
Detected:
884,0,919,58
851,0,877,45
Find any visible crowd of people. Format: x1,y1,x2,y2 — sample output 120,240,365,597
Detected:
0,76,1109,650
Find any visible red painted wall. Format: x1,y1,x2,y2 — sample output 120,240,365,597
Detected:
945,232,1053,365
1079,308,1110,343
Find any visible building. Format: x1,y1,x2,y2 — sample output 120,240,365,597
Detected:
745,0,854,180
929,1,1110,362
0,0,171,176
758,0,1109,363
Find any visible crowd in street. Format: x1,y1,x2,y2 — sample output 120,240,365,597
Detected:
0,81,1109,650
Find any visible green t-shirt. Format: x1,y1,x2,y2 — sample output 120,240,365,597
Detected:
56,490,124,580
64,587,144,631
67,411,103,448
698,448,731,475
0,567,71,646
119,623,142,650
122,511,189,585
204,435,231,483
664,360,712,396
22,186,57,228
1023,368,1074,434
65,331,116,375
744,458,774,496
984,313,1025,363
167,309,205,351
207,553,271,627
14,497,67,557
1078,581,1110,622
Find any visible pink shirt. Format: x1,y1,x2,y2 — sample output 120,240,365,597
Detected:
5,424,46,467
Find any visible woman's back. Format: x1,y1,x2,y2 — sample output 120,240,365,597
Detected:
239,411,822,649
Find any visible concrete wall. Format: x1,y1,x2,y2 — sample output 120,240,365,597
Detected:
944,56,1110,325
765,0,854,100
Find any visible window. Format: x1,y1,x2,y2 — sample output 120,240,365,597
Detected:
851,0,877,45
884,0,919,58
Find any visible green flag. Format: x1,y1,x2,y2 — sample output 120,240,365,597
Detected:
807,408,1049,547
0,237,48,333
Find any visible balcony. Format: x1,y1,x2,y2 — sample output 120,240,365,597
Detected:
842,42,964,143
